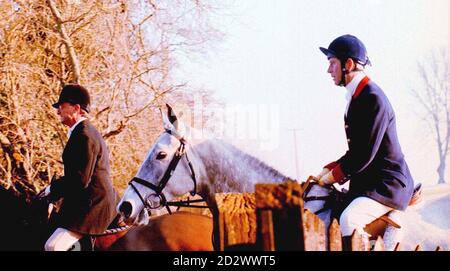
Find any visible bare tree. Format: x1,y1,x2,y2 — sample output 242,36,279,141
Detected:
411,48,449,184
0,0,223,195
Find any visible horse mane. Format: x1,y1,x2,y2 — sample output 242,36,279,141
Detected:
199,138,289,183
224,141,287,180
185,125,289,183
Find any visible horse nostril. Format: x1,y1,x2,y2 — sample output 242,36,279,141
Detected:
119,201,133,218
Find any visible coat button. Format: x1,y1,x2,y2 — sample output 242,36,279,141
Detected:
347,139,351,143
345,125,349,129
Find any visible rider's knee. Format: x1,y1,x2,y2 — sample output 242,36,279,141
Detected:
339,209,363,236
44,239,57,251
45,238,71,251
339,208,355,226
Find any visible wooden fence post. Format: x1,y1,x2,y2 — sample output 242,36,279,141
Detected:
350,229,369,251
258,209,275,251
328,218,342,251
215,192,256,250
256,181,305,250
303,209,326,251
372,236,385,251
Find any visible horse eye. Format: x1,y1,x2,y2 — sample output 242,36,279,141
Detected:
156,151,167,160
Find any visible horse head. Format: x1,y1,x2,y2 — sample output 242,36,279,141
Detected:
117,104,201,225
118,104,289,226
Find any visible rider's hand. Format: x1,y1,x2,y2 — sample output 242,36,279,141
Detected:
36,185,51,199
317,168,330,179
47,203,54,219
318,171,335,186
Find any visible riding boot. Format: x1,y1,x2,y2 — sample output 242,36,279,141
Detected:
342,236,352,251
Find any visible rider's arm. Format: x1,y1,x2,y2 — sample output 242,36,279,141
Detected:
49,133,99,201
322,93,390,184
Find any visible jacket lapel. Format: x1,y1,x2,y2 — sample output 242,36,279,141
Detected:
63,120,88,159
345,76,370,120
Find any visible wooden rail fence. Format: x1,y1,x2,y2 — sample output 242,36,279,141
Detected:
216,181,444,251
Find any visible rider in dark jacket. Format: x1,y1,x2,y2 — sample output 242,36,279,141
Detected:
316,35,415,248
44,84,118,251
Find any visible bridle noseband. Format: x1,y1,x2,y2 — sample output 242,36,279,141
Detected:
128,134,207,215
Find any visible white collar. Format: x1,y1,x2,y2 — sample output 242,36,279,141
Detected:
345,72,366,102
68,117,87,139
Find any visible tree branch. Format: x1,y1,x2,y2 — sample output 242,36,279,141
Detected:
47,0,81,83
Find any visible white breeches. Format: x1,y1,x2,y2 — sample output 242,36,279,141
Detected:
45,227,83,251
339,196,393,237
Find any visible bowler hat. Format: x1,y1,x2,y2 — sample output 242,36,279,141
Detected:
52,84,91,113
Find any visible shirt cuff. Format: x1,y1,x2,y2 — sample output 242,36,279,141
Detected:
44,185,51,196
324,161,339,171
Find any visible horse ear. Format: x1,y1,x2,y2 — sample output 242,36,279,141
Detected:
161,104,185,140
160,105,173,131
166,104,179,128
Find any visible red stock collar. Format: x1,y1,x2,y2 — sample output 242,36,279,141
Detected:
353,76,370,99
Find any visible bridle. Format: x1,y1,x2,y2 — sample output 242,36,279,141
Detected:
128,133,208,215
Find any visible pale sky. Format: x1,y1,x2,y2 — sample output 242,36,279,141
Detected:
175,0,449,187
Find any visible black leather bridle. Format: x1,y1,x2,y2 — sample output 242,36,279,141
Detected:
128,134,208,215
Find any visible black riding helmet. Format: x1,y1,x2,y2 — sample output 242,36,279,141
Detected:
52,84,91,113
320,35,371,86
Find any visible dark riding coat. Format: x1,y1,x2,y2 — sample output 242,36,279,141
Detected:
49,120,118,235
326,78,414,210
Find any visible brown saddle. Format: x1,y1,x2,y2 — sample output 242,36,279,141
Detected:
364,183,423,240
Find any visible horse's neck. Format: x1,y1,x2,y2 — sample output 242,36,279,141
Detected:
192,138,287,201
303,185,330,213
303,184,333,230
